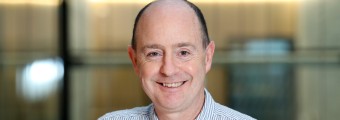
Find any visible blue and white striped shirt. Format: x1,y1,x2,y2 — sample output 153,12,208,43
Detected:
98,89,256,120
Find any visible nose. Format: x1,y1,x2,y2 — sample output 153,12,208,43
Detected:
160,54,178,77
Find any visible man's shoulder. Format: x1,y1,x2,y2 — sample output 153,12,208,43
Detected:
202,89,256,120
98,105,152,120
213,103,256,120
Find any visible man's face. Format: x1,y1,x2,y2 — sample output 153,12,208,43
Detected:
128,4,215,113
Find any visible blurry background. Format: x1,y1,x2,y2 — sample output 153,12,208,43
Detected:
1,0,340,120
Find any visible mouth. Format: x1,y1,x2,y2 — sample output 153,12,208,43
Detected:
157,81,187,88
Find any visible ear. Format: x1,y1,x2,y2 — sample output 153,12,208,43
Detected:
128,46,139,74
205,41,215,73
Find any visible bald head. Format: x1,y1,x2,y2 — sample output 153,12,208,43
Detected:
131,0,210,50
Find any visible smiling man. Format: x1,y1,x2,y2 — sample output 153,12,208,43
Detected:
99,0,255,120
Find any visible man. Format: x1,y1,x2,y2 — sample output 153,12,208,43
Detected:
99,0,255,119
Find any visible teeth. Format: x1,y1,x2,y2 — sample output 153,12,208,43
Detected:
162,82,184,88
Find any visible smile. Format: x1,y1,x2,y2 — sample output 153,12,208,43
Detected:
158,81,186,88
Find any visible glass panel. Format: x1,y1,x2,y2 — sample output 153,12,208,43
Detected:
0,1,61,120
70,65,149,120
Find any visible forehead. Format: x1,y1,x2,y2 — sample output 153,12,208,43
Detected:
135,0,203,50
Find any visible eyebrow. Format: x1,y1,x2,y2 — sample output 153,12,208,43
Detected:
141,44,165,51
176,42,196,50
140,42,197,51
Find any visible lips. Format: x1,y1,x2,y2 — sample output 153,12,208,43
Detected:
157,81,186,88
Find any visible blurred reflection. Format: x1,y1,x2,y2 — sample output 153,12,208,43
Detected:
229,39,294,119
17,58,63,102
0,0,61,119
88,0,297,4
0,0,60,6
245,39,292,55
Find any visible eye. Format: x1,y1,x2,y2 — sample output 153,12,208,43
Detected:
176,49,194,61
146,52,161,57
179,50,190,56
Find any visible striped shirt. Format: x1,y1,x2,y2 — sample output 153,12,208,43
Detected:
98,89,256,120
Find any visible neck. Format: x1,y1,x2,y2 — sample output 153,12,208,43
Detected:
155,91,205,120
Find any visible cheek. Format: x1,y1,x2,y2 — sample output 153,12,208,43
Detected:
138,61,161,80
181,59,206,79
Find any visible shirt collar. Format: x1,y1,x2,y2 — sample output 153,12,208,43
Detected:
149,104,158,120
149,89,215,120
196,89,215,120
